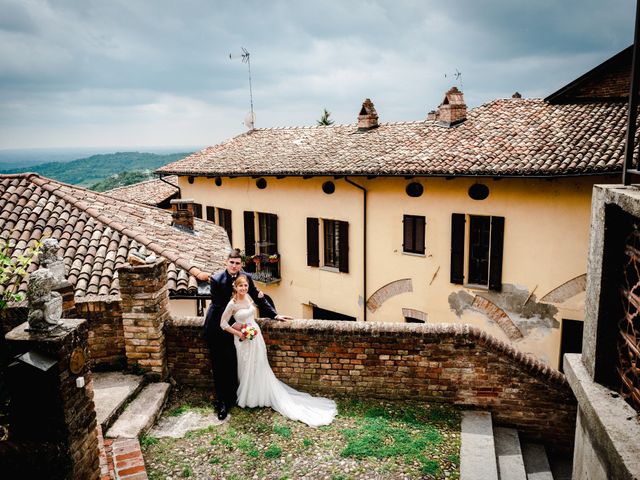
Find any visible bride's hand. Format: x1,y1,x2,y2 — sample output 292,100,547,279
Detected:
274,314,292,321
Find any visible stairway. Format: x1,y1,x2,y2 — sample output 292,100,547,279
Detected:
93,371,171,438
460,411,572,480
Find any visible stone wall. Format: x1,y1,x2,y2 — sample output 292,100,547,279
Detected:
165,316,577,448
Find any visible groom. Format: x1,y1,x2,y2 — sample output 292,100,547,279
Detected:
204,248,290,420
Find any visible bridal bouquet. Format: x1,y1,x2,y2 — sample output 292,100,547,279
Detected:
240,324,258,341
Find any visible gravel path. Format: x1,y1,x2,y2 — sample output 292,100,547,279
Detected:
142,387,461,480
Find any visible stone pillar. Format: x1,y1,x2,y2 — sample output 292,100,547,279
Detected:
118,258,169,380
3,319,100,480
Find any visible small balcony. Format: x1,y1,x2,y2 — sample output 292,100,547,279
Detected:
243,252,281,284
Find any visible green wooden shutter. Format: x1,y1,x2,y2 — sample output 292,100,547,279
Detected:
450,213,465,284
489,216,505,291
338,221,349,273
416,216,426,254
244,211,255,256
206,206,215,223
306,218,319,267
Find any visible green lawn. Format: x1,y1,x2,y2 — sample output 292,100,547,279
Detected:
142,389,461,480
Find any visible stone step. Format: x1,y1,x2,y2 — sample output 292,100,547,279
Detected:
548,454,573,480
106,382,171,439
460,411,499,480
494,427,527,480
92,371,144,431
521,443,554,480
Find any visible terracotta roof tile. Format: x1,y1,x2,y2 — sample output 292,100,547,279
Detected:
105,176,179,206
0,173,229,299
157,99,634,177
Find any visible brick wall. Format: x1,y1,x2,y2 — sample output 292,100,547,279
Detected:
165,316,212,387
165,317,577,448
75,297,124,369
118,259,168,379
4,319,100,479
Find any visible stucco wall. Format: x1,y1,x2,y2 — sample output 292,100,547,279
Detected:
179,174,613,368
165,316,577,449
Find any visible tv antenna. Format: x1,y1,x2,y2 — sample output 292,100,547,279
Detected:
444,69,463,90
229,47,255,129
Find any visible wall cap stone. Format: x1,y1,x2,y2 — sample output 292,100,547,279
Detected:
564,353,640,479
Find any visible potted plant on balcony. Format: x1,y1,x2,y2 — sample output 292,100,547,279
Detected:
268,254,279,264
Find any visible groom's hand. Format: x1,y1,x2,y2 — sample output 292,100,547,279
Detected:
274,314,292,321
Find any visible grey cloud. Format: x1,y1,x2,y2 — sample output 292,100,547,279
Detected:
0,0,634,148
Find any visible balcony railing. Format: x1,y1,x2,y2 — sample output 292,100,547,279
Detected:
243,253,280,284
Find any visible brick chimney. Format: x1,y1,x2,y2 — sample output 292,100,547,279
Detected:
436,87,467,127
170,198,195,231
357,98,379,130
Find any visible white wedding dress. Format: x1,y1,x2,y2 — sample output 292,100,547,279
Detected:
220,299,337,427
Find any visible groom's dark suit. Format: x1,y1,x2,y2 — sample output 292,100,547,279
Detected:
204,269,277,408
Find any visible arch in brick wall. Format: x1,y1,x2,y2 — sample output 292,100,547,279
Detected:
402,308,428,323
471,295,523,341
539,273,587,303
366,278,413,312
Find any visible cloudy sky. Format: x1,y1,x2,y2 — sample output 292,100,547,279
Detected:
0,0,635,150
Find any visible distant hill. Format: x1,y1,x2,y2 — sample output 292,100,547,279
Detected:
89,170,157,192
1,151,191,187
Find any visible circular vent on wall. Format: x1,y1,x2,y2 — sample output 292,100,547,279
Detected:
214,177,222,186
256,178,267,189
468,183,489,200
406,182,424,197
322,181,336,194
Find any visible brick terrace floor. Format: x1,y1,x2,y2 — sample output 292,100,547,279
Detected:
97,426,148,480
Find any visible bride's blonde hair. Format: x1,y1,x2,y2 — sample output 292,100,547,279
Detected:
232,274,254,304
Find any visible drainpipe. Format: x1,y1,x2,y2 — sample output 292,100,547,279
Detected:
158,174,182,198
344,177,367,322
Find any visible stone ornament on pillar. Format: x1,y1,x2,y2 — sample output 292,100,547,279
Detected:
26,268,63,331
39,238,66,289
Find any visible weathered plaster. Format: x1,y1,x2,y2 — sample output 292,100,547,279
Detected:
448,284,559,339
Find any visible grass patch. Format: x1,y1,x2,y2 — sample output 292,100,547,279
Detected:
302,438,313,447
339,402,455,475
237,434,260,457
264,443,283,459
421,459,440,475
166,402,212,418
273,424,292,438
181,464,193,477
139,435,159,447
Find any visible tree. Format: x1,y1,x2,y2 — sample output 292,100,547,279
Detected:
0,238,41,309
317,108,335,126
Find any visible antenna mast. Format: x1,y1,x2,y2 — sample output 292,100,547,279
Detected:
230,47,255,129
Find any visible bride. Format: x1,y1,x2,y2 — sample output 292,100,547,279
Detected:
220,275,337,427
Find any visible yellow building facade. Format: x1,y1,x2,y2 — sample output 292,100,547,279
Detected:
176,173,612,368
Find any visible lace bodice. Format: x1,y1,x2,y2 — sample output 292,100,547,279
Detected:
220,299,256,330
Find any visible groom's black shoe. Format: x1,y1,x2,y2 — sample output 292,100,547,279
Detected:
217,402,228,421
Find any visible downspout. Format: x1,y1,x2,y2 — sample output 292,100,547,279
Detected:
158,174,182,198
344,177,367,322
